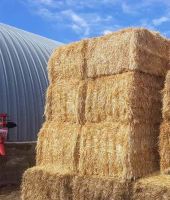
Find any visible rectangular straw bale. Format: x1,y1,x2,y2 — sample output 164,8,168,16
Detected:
48,28,169,82
36,121,81,173
48,40,86,82
160,121,170,174
21,166,74,200
85,71,163,123
162,71,170,120
78,122,159,179
133,174,170,200
73,175,131,200
86,28,169,78
49,79,86,124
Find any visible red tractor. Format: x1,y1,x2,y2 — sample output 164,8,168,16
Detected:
0,113,16,156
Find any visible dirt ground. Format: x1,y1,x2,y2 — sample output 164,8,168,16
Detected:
0,185,20,200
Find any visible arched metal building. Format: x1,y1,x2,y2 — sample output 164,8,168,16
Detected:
0,23,62,141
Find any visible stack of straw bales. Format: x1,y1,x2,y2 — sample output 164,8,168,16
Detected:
22,28,169,200
160,71,170,174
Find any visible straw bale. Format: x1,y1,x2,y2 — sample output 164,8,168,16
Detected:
133,174,170,200
85,71,163,123
86,28,169,78
49,79,86,124
78,122,159,179
48,40,87,82
36,121,81,173
160,121,170,174
162,71,170,120
73,175,131,200
48,28,169,82
159,71,170,174
21,166,74,200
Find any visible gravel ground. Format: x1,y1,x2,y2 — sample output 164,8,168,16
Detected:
0,185,21,200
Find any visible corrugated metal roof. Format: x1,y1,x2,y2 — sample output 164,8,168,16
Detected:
0,23,62,141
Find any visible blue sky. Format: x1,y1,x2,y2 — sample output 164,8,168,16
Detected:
0,0,170,43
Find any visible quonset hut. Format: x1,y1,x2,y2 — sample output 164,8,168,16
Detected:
0,23,62,141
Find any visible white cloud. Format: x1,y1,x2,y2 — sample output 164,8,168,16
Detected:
24,0,115,36
62,10,90,35
121,2,137,15
36,0,55,6
103,30,112,35
21,0,170,39
62,10,87,27
152,16,170,26
102,24,121,35
27,0,119,9
36,8,56,20
71,24,82,32
28,0,58,7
